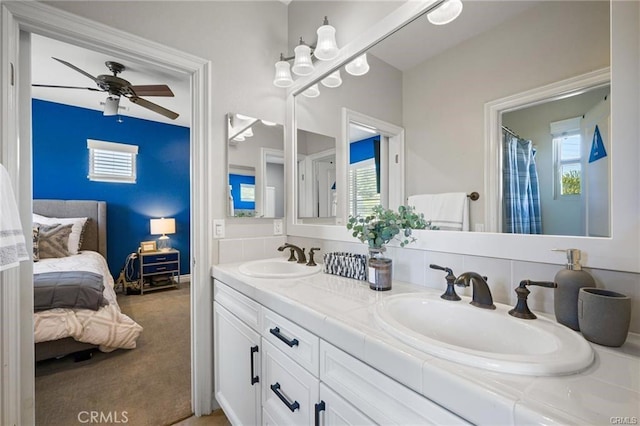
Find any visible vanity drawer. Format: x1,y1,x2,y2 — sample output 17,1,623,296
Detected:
261,307,319,376
262,339,319,425
214,280,261,332
320,341,470,425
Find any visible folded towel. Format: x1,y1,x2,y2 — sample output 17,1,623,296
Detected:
408,192,469,231
1,164,29,271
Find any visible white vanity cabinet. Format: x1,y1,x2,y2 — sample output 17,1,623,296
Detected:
213,281,262,426
213,279,467,425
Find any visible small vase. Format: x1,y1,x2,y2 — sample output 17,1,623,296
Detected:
368,247,392,291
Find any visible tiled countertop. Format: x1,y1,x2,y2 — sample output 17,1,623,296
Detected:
212,260,640,425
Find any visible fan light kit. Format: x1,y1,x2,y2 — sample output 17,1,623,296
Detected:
33,58,179,120
275,1,463,97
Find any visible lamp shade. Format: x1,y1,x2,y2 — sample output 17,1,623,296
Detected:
302,84,320,98
273,60,294,87
321,70,342,88
292,44,314,76
103,95,120,116
345,53,370,76
150,218,176,236
428,0,463,25
314,19,339,61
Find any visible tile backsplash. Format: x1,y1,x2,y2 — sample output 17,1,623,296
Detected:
214,235,640,334
284,236,640,334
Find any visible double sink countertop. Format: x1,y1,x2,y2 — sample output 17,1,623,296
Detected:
212,259,640,425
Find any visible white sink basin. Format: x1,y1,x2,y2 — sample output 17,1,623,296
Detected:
374,293,594,376
238,258,321,278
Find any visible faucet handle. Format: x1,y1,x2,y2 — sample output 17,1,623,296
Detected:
307,247,321,266
429,264,460,301
286,248,297,262
508,279,557,320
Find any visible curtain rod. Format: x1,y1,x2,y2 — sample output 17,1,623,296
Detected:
501,125,522,139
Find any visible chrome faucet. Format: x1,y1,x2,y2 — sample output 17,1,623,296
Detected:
277,243,307,264
454,272,495,310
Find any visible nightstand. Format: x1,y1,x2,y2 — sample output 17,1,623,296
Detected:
138,249,180,294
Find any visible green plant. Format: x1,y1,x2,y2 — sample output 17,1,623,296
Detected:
346,205,433,249
561,169,581,195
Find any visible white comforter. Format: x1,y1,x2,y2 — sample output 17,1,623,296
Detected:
33,251,143,352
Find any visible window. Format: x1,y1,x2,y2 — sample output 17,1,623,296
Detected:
87,139,138,183
349,158,380,216
550,117,582,197
240,183,255,202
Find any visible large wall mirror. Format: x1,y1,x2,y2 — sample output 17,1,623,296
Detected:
227,113,284,218
287,0,639,272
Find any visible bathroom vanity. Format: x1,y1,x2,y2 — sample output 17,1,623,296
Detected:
212,260,639,425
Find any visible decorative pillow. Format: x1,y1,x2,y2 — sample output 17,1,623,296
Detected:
36,223,73,259
32,225,40,262
32,214,88,254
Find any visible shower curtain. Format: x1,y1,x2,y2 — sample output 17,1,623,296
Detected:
502,130,542,234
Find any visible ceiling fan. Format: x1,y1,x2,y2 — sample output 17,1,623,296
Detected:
33,57,179,120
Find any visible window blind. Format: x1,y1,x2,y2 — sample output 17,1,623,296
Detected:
87,139,138,183
349,159,380,216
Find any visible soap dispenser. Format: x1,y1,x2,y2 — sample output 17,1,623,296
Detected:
553,248,595,331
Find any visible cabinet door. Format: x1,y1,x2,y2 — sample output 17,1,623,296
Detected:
315,383,373,426
214,302,261,426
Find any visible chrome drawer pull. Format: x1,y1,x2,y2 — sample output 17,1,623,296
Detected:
270,383,299,412
269,327,299,347
250,345,259,385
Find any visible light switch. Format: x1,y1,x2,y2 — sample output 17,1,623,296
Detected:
213,219,225,238
273,219,283,235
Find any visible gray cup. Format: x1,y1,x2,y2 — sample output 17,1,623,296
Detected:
578,288,631,347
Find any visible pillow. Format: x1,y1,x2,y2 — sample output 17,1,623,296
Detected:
32,225,40,262
32,214,88,254
36,223,73,259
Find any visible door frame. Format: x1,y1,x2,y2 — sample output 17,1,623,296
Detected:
0,2,213,423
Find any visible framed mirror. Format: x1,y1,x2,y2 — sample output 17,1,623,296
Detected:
227,113,284,218
286,0,639,272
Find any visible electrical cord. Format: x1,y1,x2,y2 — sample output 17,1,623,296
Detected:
124,252,138,282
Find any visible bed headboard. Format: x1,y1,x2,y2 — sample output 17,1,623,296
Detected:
33,199,107,259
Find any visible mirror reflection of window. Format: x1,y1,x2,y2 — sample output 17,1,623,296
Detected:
349,135,381,216
555,132,582,197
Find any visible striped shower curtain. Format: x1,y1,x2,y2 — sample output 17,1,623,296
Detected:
502,130,542,234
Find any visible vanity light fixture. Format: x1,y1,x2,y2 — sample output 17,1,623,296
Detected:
345,53,370,76
261,119,277,126
272,16,340,88
427,0,464,25
302,83,320,98
321,70,343,88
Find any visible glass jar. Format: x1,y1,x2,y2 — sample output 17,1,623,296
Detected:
368,247,392,291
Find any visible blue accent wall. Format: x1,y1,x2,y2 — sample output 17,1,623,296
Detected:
229,174,255,210
32,99,190,278
350,136,379,164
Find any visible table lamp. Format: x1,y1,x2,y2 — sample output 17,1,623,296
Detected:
150,217,176,251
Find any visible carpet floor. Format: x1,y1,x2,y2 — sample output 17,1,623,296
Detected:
35,282,191,426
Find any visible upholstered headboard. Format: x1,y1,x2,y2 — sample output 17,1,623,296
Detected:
33,199,107,259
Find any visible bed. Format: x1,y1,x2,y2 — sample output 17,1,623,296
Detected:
33,199,142,361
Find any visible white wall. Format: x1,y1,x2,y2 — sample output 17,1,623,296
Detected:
403,1,610,228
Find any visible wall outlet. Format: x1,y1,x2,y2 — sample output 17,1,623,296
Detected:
213,219,225,239
273,219,283,235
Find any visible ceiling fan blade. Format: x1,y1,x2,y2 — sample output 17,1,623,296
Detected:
128,96,179,120
32,84,103,92
129,85,174,97
52,57,98,83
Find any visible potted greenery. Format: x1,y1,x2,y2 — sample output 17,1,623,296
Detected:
346,205,431,290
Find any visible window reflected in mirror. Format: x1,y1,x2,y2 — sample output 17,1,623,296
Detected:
227,113,284,218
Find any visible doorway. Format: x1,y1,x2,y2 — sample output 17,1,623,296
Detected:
1,2,213,423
